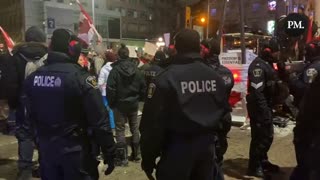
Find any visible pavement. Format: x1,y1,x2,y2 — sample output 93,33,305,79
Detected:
0,124,296,180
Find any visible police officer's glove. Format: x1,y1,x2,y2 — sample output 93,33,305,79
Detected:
141,160,156,180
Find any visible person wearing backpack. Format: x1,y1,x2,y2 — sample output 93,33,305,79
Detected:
7,26,48,180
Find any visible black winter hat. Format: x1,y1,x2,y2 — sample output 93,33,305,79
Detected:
25,26,46,43
154,51,166,61
118,43,129,59
50,29,73,54
174,29,201,54
209,38,221,56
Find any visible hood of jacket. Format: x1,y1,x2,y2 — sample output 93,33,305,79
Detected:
13,42,47,61
112,58,137,77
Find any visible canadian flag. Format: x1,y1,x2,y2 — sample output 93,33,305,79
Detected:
76,0,102,45
306,16,314,43
0,26,15,55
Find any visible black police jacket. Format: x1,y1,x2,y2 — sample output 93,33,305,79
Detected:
23,52,115,157
247,57,279,120
106,58,146,113
7,42,48,109
289,62,311,107
140,53,229,170
208,55,234,134
144,62,166,97
295,61,320,142
208,55,234,97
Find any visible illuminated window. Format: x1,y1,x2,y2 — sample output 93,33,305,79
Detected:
268,0,276,11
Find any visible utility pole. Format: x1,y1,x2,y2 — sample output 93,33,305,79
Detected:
239,0,246,64
218,0,228,41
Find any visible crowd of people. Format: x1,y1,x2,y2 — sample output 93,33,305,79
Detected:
0,25,320,180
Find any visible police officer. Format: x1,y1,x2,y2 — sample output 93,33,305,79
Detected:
144,51,166,90
140,29,230,180
23,29,115,180
206,38,234,180
246,38,281,178
290,40,320,180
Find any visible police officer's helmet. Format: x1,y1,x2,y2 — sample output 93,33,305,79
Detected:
305,39,320,61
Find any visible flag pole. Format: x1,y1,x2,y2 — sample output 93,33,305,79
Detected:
92,0,95,25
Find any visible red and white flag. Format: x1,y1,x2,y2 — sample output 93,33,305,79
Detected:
76,0,102,46
0,26,15,55
306,17,314,43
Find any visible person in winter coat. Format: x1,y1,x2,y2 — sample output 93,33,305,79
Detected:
0,52,11,133
107,44,146,166
8,26,48,180
98,51,117,97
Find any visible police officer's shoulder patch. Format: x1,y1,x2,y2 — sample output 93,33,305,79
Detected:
306,68,318,83
86,76,98,89
222,76,232,85
253,68,263,77
147,83,156,99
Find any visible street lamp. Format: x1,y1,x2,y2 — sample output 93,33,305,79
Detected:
201,17,206,23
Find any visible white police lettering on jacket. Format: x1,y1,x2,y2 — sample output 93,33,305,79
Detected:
306,68,318,83
222,76,232,85
145,71,157,77
181,80,216,94
33,76,62,88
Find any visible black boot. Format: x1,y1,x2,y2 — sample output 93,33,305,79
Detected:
247,166,265,178
129,143,141,162
247,161,265,178
114,143,128,167
262,160,280,173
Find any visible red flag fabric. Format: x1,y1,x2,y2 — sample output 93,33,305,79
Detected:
76,0,102,45
229,91,242,107
306,17,313,43
0,26,15,55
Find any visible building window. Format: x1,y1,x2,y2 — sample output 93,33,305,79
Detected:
140,11,147,20
134,11,138,18
57,0,64,3
121,9,126,16
139,25,148,33
128,23,138,32
127,9,134,17
210,8,217,16
252,3,260,12
95,3,99,9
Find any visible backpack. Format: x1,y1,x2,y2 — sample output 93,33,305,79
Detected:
19,53,48,79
